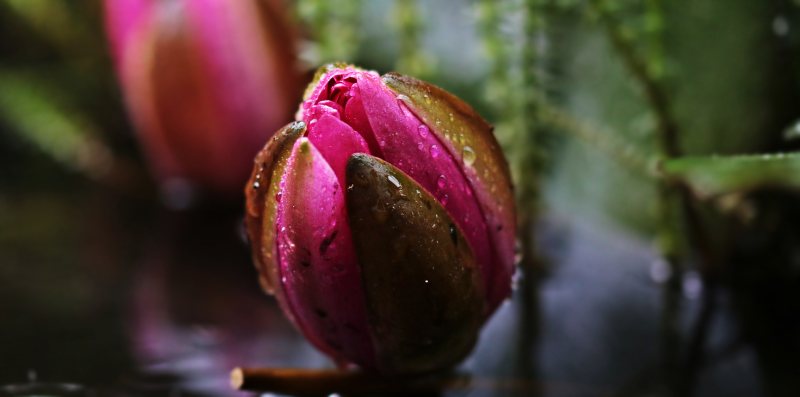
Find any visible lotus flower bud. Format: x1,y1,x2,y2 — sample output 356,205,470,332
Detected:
245,65,516,373
105,0,301,194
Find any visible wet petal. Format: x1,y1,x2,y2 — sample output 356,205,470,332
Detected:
275,138,375,367
306,114,370,185
245,122,304,295
346,153,484,373
104,0,153,69
383,72,516,311
355,72,496,313
107,0,301,194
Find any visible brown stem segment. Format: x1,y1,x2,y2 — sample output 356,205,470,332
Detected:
230,367,469,395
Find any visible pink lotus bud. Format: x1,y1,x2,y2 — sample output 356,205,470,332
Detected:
105,0,302,195
245,65,516,373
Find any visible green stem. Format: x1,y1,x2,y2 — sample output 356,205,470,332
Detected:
394,0,430,77
534,94,654,177
644,0,665,79
477,0,511,119
588,2,722,393
589,0,679,159
297,0,361,63
520,0,545,212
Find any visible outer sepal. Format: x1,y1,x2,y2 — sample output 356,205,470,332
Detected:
345,153,484,373
382,72,517,311
274,139,375,367
245,121,305,294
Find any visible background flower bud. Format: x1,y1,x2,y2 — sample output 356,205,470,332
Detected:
105,0,302,195
246,65,516,373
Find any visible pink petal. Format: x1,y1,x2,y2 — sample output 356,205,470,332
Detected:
106,0,300,194
382,73,517,312
104,0,153,71
353,73,496,311
341,87,382,156
184,0,295,189
274,138,375,367
306,114,371,185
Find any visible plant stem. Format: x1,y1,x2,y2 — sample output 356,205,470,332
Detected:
297,0,361,63
394,0,430,77
589,0,679,158
534,94,655,176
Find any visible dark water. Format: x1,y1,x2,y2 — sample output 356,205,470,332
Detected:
0,184,786,396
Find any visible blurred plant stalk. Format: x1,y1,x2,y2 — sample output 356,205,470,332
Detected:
105,0,302,197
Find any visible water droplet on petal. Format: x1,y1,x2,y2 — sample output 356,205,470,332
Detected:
417,142,425,151
440,194,449,206
437,175,446,189
387,175,401,188
418,125,430,138
462,146,476,166
429,144,441,159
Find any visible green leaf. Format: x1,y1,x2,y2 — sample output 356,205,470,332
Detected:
662,153,800,198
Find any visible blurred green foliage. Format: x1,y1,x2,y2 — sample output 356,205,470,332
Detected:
1,0,800,253
2,0,800,392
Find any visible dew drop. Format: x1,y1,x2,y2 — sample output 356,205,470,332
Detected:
387,174,401,188
252,180,261,190
440,194,449,206
417,142,425,151
437,175,446,189
417,125,430,138
429,144,441,159
275,191,283,202
462,146,476,166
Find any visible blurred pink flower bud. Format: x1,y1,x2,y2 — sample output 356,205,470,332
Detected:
105,0,302,195
245,65,517,373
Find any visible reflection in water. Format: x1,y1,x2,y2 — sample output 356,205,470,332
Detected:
0,371,87,397
124,207,327,396
0,189,797,396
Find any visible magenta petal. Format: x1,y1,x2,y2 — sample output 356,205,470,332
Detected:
104,0,152,70
275,138,375,367
307,114,370,185
341,85,382,155
381,73,517,312
353,73,495,308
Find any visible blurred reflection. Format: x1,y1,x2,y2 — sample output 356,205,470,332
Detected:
0,188,791,397
122,207,327,396
0,371,88,397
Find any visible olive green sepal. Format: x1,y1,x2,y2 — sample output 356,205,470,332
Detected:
345,153,485,374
